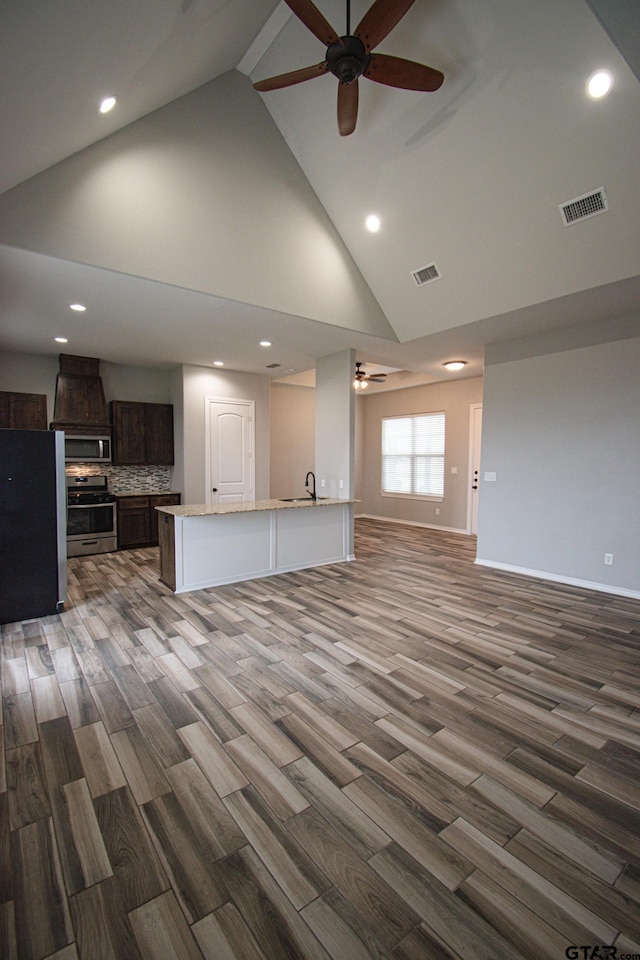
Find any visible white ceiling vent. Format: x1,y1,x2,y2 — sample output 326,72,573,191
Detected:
412,263,441,286
559,188,608,226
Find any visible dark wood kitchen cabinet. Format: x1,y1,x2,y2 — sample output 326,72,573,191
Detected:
116,493,181,549
110,401,174,465
0,391,47,430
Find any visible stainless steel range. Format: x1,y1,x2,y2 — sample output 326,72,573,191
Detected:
66,475,117,556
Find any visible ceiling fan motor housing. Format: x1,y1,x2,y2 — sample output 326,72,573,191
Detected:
327,35,371,84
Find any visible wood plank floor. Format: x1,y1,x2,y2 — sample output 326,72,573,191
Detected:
2,518,640,960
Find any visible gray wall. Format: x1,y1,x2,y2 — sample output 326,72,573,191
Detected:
315,350,355,500
477,327,640,595
0,352,59,423
357,377,484,532
179,364,270,505
270,382,315,499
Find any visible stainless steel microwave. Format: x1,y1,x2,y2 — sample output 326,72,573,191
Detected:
64,435,111,462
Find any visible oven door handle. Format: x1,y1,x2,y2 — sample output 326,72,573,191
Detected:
67,503,114,509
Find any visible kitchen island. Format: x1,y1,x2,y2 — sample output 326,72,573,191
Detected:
156,498,356,593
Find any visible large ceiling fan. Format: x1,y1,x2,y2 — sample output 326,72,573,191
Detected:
354,361,387,389
253,0,444,136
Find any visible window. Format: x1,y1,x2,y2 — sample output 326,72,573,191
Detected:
381,411,445,499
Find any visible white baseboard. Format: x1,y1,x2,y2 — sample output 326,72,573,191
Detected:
355,513,469,536
475,558,640,601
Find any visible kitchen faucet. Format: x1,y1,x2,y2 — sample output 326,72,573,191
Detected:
305,471,317,500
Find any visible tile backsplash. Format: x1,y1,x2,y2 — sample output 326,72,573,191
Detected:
66,463,173,494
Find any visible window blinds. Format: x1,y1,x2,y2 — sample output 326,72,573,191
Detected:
381,412,445,497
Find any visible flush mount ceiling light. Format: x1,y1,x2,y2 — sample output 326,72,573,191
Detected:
99,96,117,114
586,69,613,100
365,214,380,233
69,303,86,312
443,360,467,372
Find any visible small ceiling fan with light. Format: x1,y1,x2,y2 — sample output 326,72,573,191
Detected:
354,361,387,389
253,0,444,136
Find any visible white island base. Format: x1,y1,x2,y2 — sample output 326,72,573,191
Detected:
156,499,355,593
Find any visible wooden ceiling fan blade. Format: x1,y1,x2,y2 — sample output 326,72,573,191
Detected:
253,61,328,92
338,79,359,136
355,0,417,52
285,0,339,46
364,53,444,91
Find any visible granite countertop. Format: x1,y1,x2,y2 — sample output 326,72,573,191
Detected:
155,498,356,517
114,490,182,497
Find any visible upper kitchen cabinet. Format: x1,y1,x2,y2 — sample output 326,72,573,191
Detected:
0,391,48,430
111,401,174,465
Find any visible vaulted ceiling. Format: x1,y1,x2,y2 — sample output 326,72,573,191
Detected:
1,0,639,385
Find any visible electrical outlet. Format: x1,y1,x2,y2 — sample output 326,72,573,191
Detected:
604,553,614,566
435,507,440,515
484,471,497,482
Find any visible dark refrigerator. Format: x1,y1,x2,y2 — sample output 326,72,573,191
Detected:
0,429,67,624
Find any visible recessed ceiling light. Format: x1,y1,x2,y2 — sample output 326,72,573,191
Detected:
443,360,467,371
259,340,272,347
99,96,117,114
213,360,225,367
69,303,86,312
586,70,613,100
365,214,381,233
54,337,68,343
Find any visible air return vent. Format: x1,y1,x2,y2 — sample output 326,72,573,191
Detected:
559,188,608,226
411,262,441,286
266,363,281,369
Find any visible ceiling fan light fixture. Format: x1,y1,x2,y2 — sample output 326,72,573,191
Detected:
443,360,467,372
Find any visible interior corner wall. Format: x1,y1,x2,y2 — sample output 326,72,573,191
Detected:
180,364,270,505
269,382,315,499
477,333,640,596
358,377,484,531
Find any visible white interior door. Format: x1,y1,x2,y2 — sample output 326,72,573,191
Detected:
205,398,254,504
468,403,483,535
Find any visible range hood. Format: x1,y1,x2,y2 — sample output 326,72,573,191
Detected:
50,354,110,435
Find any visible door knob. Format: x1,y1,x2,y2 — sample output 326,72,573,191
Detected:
212,488,218,492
